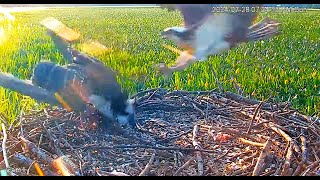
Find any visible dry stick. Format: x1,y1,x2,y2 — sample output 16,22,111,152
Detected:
173,156,195,176
19,136,54,164
221,127,259,142
252,138,272,176
192,103,205,116
130,88,166,99
1,123,9,168
52,156,75,176
300,131,308,163
292,162,304,176
82,144,216,153
292,130,308,175
238,138,265,147
139,153,156,176
156,129,192,143
192,124,204,176
247,101,264,134
280,142,294,176
301,160,320,176
268,123,301,153
225,91,289,110
12,153,57,176
41,123,64,157
311,147,319,161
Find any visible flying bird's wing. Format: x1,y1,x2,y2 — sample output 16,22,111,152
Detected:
40,17,80,43
160,4,214,28
160,4,275,41
158,4,280,78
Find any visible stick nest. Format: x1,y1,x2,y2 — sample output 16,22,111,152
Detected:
1,88,319,176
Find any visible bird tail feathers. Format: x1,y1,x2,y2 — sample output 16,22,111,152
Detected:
247,18,281,42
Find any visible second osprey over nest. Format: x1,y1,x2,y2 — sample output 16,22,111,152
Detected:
157,4,281,77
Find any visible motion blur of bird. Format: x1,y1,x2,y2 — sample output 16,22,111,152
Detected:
157,4,281,77
33,18,136,129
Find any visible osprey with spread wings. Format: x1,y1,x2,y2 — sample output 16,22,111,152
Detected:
157,4,281,77
33,19,136,129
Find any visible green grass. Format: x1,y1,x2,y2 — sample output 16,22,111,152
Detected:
0,7,319,125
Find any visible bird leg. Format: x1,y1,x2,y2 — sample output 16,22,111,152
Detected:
156,50,197,79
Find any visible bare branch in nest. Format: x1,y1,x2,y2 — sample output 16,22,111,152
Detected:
280,142,294,176
1,123,9,168
238,138,265,147
52,156,76,176
247,101,264,134
301,160,320,176
19,136,54,164
139,152,156,176
156,129,192,144
221,127,259,142
0,72,59,106
252,137,272,176
173,156,195,176
225,91,289,110
81,144,216,153
267,123,301,153
192,124,204,176
300,130,308,163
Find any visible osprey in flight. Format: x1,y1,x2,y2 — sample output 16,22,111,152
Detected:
32,28,136,129
157,4,281,77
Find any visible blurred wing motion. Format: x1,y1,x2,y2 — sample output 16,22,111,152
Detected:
40,17,80,42
157,4,281,77
41,17,111,56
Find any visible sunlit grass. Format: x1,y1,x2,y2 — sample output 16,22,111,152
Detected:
0,7,319,124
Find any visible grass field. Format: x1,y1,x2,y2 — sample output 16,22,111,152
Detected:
0,7,319,124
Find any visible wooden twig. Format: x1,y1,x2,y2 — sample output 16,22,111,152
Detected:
173,156,195,176
247,101,264,134
130,88,166,99
300,130,308,163
1,123,9,168
238,138,265,147
301,160,320,176
280,142,294,176
80,144,216,153
225,91,289,110
221,127,259,142
139,153,155,176
0,72,59,105
292,162,304,176
192,124,204,176
268,123,301,153
52,156,75,176
252,138,272,176
34,162,45,176
156,129,192,143
19,136,54,164
41,123,64,157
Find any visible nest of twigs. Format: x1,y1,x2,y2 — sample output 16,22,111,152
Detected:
1,88,319,176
